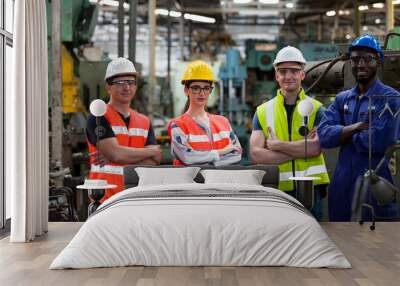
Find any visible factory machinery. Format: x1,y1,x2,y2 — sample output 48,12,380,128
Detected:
303,33,400,94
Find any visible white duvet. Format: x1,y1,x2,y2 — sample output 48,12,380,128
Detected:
50,183,351,269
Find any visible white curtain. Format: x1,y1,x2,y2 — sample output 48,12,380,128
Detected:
7,0,49,242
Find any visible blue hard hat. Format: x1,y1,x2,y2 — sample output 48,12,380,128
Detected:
349,34,384,62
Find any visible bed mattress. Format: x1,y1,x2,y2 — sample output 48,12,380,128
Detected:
50,183,351,269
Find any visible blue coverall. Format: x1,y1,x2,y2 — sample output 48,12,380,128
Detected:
317,80,400,221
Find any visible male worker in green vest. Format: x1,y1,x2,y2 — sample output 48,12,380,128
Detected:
249,46,330,221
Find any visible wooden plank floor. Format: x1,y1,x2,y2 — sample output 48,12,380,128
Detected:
1,222,400,286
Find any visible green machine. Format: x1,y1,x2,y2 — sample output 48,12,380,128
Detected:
245,40,279,107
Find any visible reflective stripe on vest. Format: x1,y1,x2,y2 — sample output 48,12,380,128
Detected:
256,89,330,191
186,131,230,144
279,164,328,181
169,113,232,165
90,164,124,175
87,104,150,202
112,126,149,137
213,130,231,142
188,134,210,143
129,128,149,137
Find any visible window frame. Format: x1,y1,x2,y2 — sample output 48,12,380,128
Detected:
0,0,13,231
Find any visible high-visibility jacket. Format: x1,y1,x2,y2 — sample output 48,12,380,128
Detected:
256,89,330,191
168,113,232,165
88,104,150,202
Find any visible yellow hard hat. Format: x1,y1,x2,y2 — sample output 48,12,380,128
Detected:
181,60,216,84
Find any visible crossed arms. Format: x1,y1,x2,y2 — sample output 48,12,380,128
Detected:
250,128,322,164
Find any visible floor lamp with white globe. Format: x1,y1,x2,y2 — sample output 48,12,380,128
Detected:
77,99,116,215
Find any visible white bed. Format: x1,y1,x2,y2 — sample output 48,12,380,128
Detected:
50,182,351,269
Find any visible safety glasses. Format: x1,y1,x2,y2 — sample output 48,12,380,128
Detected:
350,55,378,66
276,68,303,77
110,79,137,87
189,85,213,94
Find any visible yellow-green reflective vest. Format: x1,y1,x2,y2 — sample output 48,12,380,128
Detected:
256,89,330,191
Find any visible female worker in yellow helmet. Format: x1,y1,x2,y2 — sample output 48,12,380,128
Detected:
168,60,242,166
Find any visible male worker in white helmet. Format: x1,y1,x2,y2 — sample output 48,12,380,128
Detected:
86,57,162,202
249,46,330,221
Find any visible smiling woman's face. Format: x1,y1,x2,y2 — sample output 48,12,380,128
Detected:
184,81,213,109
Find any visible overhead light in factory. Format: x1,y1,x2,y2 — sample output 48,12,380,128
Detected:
239,10,278,16
345,34,352,40
338,10,350,15
155,9,182,18
184,13,216,24
169,11,182,18
326,10,336,17
233,0,253,4
155,9,169,16
375,18,381,24
394,0,400,4
90,0,130,9
358,5,369,11
286,2,294,8
259,0,279,4
372,3,384,9
363,26,368,31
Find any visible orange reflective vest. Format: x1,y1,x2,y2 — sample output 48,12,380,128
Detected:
168,113,232,165
88,104,150,202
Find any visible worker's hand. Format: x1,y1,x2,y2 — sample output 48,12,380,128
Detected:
268,127,276,140
90,151,109,167
307,128,318,139
266,127,282,151
340,122,369,144
354,122,369,131
266,138,282,151
232,143,243,153
145,145,162,161
218,144,242,156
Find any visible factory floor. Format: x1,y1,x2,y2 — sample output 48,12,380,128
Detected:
0,222,399,286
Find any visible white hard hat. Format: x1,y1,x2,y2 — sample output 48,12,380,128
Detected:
105,57,137,81
273,46,306,67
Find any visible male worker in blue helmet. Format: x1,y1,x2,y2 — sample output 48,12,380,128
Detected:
317,34,400,221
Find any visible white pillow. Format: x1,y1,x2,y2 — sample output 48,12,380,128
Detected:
135,167,200,186
200,169,266,185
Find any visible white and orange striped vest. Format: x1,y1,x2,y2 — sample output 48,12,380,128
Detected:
88,104,150,202
168,113,232,166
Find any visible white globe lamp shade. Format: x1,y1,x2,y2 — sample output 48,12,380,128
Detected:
89,99,107,117
298,100,314,117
